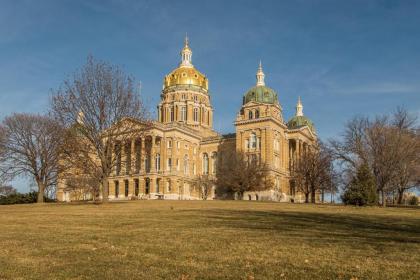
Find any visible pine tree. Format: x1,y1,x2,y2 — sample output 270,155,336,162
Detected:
342,163,377,206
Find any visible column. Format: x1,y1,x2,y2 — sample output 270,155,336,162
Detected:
151,135,156,172
130,138,135,174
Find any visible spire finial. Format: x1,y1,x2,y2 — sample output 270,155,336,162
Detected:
296,96,304,116
256,60,265,86
180,34,193,67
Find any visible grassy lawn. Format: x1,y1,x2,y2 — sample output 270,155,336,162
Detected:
0,201,419,280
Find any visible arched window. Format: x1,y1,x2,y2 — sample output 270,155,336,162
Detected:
181,106,187,121
249,110,253,119
203,153,209,175
255,110,259,118
155,154,160,171
194,108,198,122
170,107,174,122
183,155,189,175
250,133,257,149
211,152,217,174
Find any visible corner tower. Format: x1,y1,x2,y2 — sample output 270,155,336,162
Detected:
235,62,289,201
157,37,215,135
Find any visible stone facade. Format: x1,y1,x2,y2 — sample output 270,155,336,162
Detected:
57,38,316,202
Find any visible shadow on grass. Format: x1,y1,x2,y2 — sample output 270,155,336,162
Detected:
183,208,420,246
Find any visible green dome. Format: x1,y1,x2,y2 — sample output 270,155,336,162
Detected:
287,115,315,132
243,85,279,105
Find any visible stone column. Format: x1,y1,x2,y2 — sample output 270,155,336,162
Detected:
130,138,135,174
151,135,156,172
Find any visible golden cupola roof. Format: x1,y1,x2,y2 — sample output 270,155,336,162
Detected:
163,36,209,92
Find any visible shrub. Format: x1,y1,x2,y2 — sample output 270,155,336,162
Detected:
0,191,55,205
408,196,419,206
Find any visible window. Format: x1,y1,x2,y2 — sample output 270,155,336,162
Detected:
167,140,172,148
114,181,119,198
194,108,198,122
155,154,160,171
194,95,198,102
134,179,139,196
250,133,257,149
170,107,174,121
183,155,189,175
167,158,172,171
211,152,217,174
156,180,160,193
167,181,171,192
124,180,129,197
249,111,253,119
203,153,209,175
182,93,186,100
181,106,186,121
255,110,259,118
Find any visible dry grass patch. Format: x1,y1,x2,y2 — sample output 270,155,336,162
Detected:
0,201,419,279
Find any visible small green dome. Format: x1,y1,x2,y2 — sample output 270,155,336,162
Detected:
287,115,315,132
243,85,279,105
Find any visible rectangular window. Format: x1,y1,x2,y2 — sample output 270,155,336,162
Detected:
115,181,119,198
134,179,139,196
167,158,172,171
124,180,129,197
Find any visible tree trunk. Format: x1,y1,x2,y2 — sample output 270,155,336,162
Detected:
397,189,404,204
304,193,309,203
381,189,386,207
321,190,324,203
311,189,316,204
101,177,109,203
37,181,45,203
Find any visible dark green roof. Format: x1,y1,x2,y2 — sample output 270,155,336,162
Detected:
287,115,315,133
243,85,278,105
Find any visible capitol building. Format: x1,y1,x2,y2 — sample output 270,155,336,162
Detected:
57,38,316,202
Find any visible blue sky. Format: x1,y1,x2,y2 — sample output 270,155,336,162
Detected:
1,0,420,191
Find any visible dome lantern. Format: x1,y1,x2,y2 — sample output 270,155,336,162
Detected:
180,34,193,68
256,60,265,86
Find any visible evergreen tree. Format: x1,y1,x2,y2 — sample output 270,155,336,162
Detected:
342,163,377,206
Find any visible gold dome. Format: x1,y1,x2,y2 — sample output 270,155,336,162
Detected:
163,36,209,92
164,66,208,91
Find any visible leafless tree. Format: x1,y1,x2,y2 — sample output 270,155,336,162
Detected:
389,109,420,204
197,174,215,200
0,113,63,203
51,56,150,202
330,108,419,206
292,141,334,203
215,151,272,199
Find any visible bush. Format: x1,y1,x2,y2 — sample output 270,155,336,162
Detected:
0,191,55,205
408,196,419,206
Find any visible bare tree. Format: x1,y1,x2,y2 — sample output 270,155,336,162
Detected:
197,174,215,200
51,56,150,202
0,114,63,203
215,151,272,199
330,108,419,206
292,141,334,203
389,109,420,204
